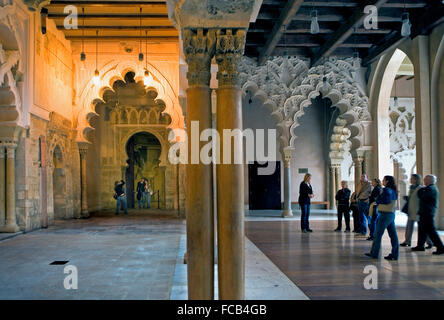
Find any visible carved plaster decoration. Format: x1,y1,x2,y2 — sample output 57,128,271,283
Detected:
239,56,371,153
183,28,216,87
75,60,184,143
215,29,246,87
389,98,416,163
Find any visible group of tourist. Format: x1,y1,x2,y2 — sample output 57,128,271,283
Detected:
113,178,153,215
298,172,444,260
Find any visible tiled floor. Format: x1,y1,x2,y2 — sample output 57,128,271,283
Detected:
0,209,184,300
245,215,444,299
1,209,443,300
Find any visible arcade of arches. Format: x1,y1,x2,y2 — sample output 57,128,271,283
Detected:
1,0,444,300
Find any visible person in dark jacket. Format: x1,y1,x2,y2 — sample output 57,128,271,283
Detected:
367,178,382,241
114,180,128,215
365,175,399,261
335,181,351,232
299,173,314,233
136,178,146,209
412,175,444,255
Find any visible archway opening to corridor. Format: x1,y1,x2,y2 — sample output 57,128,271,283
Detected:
125,132,163,209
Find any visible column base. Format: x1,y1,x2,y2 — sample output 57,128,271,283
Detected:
0,223,20,233
81,210,90,218
282,209,293,218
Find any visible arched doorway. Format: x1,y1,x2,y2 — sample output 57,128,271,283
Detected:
125,132,164,209
52,145,67,219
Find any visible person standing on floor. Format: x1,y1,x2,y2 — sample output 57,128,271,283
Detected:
367,178,382,241
136,178,146,209
400,174,433,248
299,173,314,233
412,175,444,255
143,179,153,209
335,181,351,232
366,175,399,260
350,191,359,232
356,173,372,237
114,180,128,215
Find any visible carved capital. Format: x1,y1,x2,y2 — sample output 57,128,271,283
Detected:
215,29,246,87
78,142,89,158
183,28,216,87
22,0,49,11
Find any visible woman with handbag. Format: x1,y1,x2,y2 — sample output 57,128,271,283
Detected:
400,174,433,248
365,176,399,260
367,178,382,241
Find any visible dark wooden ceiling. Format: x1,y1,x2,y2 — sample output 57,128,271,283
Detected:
246,0,444,66
46,0,178,42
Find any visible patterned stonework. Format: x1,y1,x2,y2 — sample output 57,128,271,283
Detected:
183,28,216,87
215,29,246,87
239,56,371,153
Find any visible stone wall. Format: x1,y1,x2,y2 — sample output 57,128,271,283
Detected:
15,113,80,232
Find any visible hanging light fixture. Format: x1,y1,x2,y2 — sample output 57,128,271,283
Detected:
401,1,411,38
93,29,100,86
143,30,153,87
80,7,86,71
310,10,320,35
352,28,360,69
393,76,399,107
138,7,144,62
40,7,48,35
401,12,411,37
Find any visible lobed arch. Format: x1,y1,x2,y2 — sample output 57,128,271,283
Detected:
239,56,370,157
75,60,184,143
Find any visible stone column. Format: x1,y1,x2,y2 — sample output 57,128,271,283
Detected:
334,165,341,194
282,147,293,217
78,143,89,218
215,28,246,300
0,143,19,233
352,152,364,192
183,28,215,300
329,165,337,211
0,146,5,226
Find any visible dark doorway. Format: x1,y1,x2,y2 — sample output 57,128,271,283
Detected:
125,132,163,208
248,161,281,210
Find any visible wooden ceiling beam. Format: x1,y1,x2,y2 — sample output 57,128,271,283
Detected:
66,36,178,41
257,0,305,65
48,14,168,19
310,0,388,66
48,1,166,5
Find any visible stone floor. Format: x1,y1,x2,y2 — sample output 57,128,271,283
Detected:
246,212,444,299
0,209,183,300
1,209,443,300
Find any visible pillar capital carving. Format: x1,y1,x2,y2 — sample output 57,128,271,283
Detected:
215,29,246,87
78,142,89,158
282,147,293,168
183,28,216,87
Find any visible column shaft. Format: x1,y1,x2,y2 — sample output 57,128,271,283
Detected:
79,147,89,218
330,166,337,211
215,29,246,300
282,164,292,217
217,86,244,300
183,28,215,300
0,147,5,226
0,144,19,232
186,85,214,299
